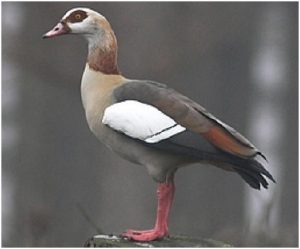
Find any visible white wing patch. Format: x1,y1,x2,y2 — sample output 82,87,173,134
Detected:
102,100,186,143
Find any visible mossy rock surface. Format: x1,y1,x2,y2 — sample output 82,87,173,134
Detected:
84,234,232,247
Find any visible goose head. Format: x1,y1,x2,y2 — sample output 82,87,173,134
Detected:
43,7,112,42
43,7,119,74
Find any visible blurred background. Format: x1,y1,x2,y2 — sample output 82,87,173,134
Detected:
2,2,298,247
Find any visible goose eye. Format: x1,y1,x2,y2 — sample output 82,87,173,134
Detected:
65,10,88,23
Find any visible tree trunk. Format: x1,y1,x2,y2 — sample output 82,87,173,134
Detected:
84,234,231,247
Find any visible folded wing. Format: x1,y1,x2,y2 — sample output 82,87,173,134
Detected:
105,80,275,190
112,80,264,159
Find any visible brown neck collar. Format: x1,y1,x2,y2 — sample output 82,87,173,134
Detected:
87,30,120,75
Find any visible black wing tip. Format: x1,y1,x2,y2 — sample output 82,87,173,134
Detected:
238,172,270,191
256,151,268,162
234,158,276,190
251,154,276,184
255,168,276,189
260,169,276,184
267,174,276,183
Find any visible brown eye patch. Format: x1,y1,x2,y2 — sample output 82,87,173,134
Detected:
65,10,88,23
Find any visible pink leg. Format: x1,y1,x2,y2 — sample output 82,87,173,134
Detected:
121,179,175,241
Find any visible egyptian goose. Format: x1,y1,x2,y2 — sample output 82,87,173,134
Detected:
43,8,275,242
